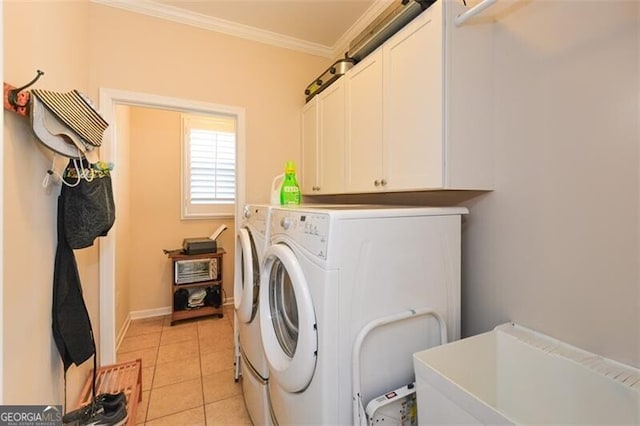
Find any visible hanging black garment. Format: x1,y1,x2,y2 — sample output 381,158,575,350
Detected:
61,160,115,249
52,194,95,371
52,160,116,371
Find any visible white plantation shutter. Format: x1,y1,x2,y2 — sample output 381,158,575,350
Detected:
182,114,236,218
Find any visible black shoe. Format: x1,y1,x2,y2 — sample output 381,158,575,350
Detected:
94,392,126,410
78,402,127,426
62,393,126,424
63,396,128,426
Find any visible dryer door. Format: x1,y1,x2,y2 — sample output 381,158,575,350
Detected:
260,243,317,392
235,227,260,323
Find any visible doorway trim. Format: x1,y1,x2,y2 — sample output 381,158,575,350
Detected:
98,88,246,365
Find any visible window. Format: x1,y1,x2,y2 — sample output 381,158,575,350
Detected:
181,113,236,218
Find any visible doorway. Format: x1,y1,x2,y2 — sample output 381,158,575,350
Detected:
98,88,246,365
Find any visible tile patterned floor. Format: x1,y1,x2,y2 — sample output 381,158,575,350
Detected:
117,306,252,425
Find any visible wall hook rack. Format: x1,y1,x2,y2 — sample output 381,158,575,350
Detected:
3,69,45,117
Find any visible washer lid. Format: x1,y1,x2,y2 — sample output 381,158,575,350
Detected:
260,243,317,392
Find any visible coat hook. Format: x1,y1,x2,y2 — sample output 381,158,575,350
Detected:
8,70,44,108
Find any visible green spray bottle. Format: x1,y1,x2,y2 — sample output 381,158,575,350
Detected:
280,161,301,205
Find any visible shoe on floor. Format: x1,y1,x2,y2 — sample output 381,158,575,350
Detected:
63,398,128,426
62,392,126,424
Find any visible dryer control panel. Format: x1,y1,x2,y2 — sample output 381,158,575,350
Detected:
245,205,269,236
270,210,330,259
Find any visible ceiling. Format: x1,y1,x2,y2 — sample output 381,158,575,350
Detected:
94,0,387,58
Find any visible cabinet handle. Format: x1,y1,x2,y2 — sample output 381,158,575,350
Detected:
374,180,380,187
381,179,387,186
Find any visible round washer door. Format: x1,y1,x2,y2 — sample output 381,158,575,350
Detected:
259,243,317,393
235,227,259,323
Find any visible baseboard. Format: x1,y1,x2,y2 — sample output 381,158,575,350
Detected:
116,302,232,351
116,313,131,353
116,307,171,351
130,306,172,320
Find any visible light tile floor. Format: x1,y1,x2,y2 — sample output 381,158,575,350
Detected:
117,305,252,425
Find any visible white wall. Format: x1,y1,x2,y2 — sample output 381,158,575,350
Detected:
115,105,131,339
461,0,639,366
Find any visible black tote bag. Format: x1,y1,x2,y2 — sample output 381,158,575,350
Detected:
61,159,115,249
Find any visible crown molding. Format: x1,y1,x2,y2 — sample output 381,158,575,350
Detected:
92,0,334,58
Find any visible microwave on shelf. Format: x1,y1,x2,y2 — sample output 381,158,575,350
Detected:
175,257,219,285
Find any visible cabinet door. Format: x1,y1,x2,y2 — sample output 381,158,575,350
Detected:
345,49,384,192
317,79,345,194
383,6,444,190
301,98,319,194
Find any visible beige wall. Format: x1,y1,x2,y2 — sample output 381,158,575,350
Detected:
87,4,330,204
3,0,94,405
3,0,329,404
127,107,235,313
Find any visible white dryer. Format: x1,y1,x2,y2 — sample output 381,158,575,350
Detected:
235,204,271,425
259,205,467,425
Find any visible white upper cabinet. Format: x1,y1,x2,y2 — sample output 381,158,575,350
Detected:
383,3,444,190
302,0,494,195
345,50,384,192
301,78,346,195
318,79,346,194
300,97,319,194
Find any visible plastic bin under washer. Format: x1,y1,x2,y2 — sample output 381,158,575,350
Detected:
366,382,417,426
352,307,449,426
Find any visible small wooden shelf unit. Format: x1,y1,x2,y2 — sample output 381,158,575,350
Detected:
168,249,225,325
75,359,142,426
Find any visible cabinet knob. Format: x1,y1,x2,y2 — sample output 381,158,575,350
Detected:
314,186,320,191
381,179,387,186
374,180,380,187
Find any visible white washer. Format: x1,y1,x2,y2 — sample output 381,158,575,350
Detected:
235,204,271,425
259,205,467,425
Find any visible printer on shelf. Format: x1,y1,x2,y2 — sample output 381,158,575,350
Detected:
182,224,228,255
182,238,217,255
